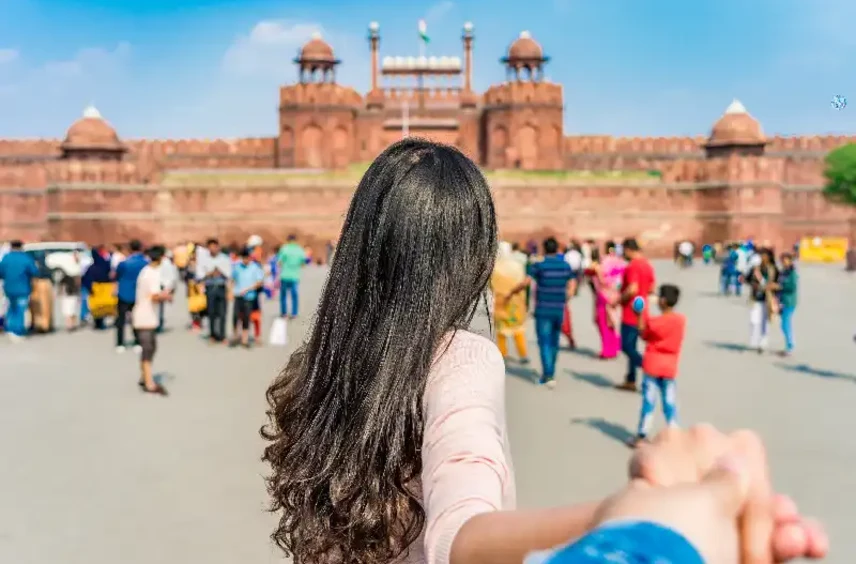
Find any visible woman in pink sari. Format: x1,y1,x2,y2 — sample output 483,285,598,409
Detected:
589,242,626,359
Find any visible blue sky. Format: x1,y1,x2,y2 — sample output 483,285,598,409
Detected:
0,0,854,139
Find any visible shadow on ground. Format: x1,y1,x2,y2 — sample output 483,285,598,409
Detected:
704,340,755,353
570,416,634,445
568,371,615,389
505,363,540,384
568,346,600,359
775,362,855,382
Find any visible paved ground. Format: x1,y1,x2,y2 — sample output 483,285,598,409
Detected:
0,261,853,563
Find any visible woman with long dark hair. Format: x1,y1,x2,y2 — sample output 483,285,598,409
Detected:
262,138,599,563
261,140,825,564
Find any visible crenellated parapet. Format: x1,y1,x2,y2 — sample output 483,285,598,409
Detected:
483,80,563,108
0,139,62,163
279,82,363,109
564,136,705,155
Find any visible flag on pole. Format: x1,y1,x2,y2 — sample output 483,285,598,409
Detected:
418,19,430,44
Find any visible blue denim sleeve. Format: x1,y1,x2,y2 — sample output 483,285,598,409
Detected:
525,521,705,564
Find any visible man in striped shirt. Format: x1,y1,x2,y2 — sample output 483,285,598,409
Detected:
508,237,577,388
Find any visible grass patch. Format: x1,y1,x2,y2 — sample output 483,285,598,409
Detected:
162,164,660,186
485,169,657,181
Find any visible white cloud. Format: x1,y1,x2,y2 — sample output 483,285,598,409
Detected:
220,19,368,89
222,21,323,76
425,1,455,24
0,48,18,64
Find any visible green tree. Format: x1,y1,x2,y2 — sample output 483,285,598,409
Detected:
823,143,856,204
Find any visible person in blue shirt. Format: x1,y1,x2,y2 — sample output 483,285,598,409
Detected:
720,243,737,295
0,240,39,341
507,237,577,388
231,246,265,348
702,243,713,264
113,239,149,352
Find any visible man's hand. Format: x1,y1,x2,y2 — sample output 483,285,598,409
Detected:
628,426,828,564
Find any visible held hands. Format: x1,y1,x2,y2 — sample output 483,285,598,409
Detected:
603,426,827,564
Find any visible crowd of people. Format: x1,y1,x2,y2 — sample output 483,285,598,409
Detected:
0,234,318,394
715,242,800,356
0,138,827,563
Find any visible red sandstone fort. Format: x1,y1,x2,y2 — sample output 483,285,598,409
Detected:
1,24,854,256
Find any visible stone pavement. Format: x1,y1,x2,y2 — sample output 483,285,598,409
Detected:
0,261,853,563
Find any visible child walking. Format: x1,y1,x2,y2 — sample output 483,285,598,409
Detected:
629,284,686,447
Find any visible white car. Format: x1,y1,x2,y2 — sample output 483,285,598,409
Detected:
22,241,92,281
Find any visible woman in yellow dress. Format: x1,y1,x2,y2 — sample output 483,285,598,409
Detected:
491,241,529,362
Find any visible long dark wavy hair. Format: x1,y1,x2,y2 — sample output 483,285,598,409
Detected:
261,139,498,564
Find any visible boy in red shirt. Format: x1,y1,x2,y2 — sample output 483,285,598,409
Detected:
629,284,685,447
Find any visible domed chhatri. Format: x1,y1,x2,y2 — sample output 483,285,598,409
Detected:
297,32,337,64
506,30,544,62
501,30,549,81
295,32,341,83
706,99,766,148
60,105,126,159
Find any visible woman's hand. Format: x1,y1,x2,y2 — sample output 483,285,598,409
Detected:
592,456,749,564
628,426,827,563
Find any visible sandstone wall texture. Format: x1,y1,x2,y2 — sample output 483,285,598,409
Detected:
0,154,849,259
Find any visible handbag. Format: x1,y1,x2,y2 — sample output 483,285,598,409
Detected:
268,317,288,347
187,283,207,313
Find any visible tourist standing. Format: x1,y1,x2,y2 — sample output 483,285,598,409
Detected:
678,240,694,267
702,243,713,264
561,241,583,348
231,247,264,348
510,242,528,268
591,244,626,360
617,238,656,392
110,243,126,276
491,242,529,364
778,253,798,356
734,242,749,295
157,250,179,333
82,246,111,330
747,248,779,354
58,251,83,331
247,236,265,342
114,239,148,353
0,240,38,342
508,237,576,388
720,244,736,295
197,238,231,344
132,245,169,396
277,234,306,319
629,284,686,447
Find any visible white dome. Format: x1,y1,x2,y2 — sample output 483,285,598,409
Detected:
449,56,462,68
428,56,439,67
382,56,395,67
416,56,428,67
394,56,405,66
405,56,416,66
82,105,102,119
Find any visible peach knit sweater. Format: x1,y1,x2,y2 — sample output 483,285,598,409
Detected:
400,330,516,564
